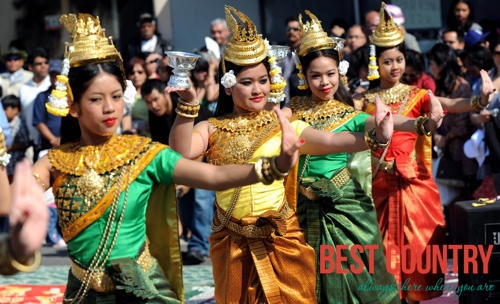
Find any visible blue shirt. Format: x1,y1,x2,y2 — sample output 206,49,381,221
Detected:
0,105,12,146
32,89,61,150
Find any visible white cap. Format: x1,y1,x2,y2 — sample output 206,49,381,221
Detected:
385,4,405,26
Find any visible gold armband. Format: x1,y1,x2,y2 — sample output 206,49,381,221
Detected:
270,156,289,179
254,157,275,185
414,116,431,136
470,95,487,112
364,128,389,150
0,129,9,167
0,237,41,275
175,99,200,118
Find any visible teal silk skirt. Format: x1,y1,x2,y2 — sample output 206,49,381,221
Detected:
297,175,399,304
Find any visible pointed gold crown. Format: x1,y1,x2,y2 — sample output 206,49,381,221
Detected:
297,10,337,57
45,14,124,117
371,2,404,48
223,5,267,66
60,13,122,67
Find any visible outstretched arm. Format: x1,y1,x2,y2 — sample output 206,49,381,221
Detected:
438,70,496,112
167,85,209,159
0,159,47,275
172,107,304,190
300,96,393,155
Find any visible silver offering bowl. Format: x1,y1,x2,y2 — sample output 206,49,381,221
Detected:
269,45,290,62
165,51,201,89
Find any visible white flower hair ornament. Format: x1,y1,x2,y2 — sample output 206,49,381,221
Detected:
338,60,349,76
123,80,136,105
221,70,237,88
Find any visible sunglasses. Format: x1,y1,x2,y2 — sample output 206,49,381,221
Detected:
6,56,20,61
286,26,300,32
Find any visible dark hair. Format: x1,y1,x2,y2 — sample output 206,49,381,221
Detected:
346,45,370,81
405,49,425,74
141,78,165,97
447,0,476,34
1,94,20,110
284,15,299,25
299,48,354,107
126,56,146,76
427,43,463,96
69,60,126,104
215,59,271,116
61,60,126,143
369,43,407,89
460,44,494,71
442,28,465,43
27,47,49,65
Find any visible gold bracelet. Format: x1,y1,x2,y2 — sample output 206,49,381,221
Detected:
254,157,274,185
33,173,47,190
414,116,431,136
270,156,289,179
176,99,201,118
364,128,389,150
0,237,41,275
0,128,8,167
175,107,199,118
470,95,487,112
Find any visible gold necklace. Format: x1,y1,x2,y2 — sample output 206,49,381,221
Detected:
365,83,413,105
208,110,279,165
75,146,105,206
291,96,357,130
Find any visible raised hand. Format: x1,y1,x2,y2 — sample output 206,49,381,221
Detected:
374,95,393,143
428,90,444,130
480,69,496,104
274,105,304,173
164,81,197,104
8,159,48,262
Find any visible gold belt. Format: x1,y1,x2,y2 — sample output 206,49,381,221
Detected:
299,167,350,200
216,201,293,238
371,155,395,174
70,243,153,293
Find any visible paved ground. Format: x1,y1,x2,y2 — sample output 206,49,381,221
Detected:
0,246,463,303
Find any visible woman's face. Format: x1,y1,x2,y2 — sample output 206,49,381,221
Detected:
428,59,442,80
129,63,147,89
70,72,124,145
192,69,208,85
226,63,270,114
305,56,340,102
454,2,471,24
378,47,405,88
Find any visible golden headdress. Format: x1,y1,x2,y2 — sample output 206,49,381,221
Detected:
371,2,405,48
221,5,286,104
297,10,338,57
46,13,124,116
366,2,405,81
295,10,349,90
223,5,267,68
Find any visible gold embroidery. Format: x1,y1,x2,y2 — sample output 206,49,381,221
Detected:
207,110,280,165
364,83,413,105
290,96,358,130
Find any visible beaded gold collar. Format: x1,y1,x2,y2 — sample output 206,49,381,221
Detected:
365,83,413,105
290,96,355,125
208,110,277,133
207,110,280,166
49,135,151,176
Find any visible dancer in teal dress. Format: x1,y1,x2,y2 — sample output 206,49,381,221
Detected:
288,10,399,304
